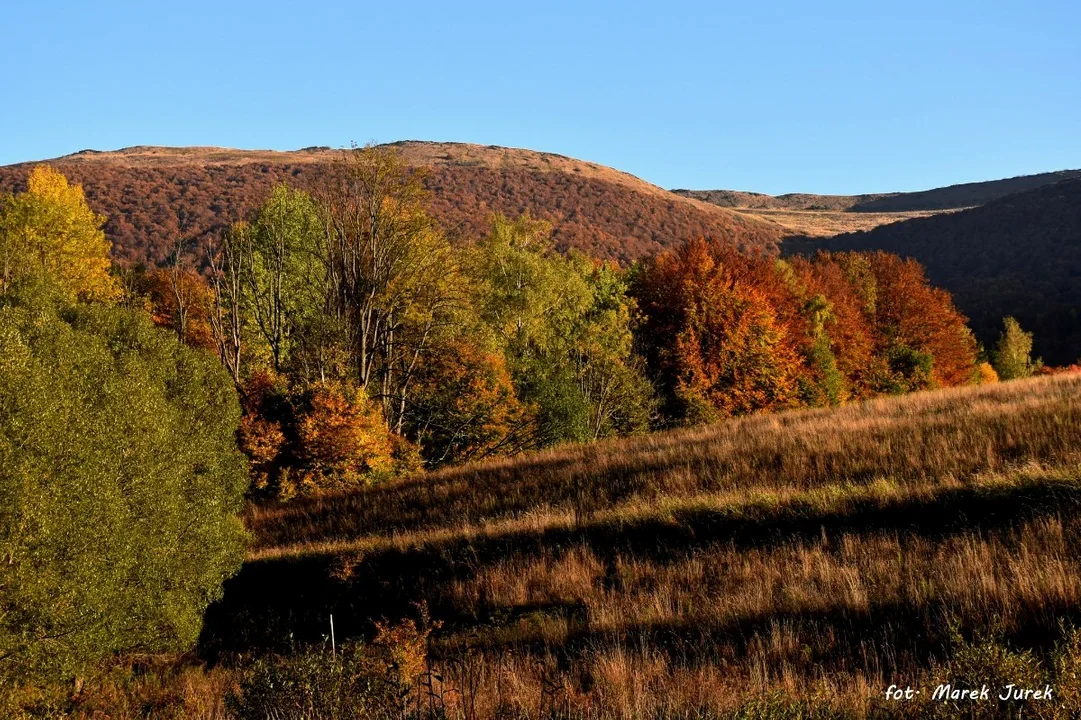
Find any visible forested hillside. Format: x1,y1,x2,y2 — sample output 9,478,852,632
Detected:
0,143,781,268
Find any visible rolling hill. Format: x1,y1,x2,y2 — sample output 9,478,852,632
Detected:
0,142,782,268
784,177,1081,365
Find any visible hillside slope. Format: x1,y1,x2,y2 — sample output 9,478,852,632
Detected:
202,374,1081,717
676,169,1081,213
0,142,782,267
785,178,1081,364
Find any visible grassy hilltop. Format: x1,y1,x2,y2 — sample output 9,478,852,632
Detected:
193,373,1081,718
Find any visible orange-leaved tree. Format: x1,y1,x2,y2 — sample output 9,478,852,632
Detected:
146,266,216,350
406,337,533,465
863,251,977,390
294,381,400,493
236,369,289,496
632,237,804,424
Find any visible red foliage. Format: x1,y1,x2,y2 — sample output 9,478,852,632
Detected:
144,267,215,350
633,240,979,423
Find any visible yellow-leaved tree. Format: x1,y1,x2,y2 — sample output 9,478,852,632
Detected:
0,165,120,302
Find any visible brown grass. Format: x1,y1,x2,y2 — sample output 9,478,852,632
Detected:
248,374,1081,551
201,374,1081,718
732,206,953,238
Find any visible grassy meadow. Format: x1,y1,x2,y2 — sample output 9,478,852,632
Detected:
178,373,1081,718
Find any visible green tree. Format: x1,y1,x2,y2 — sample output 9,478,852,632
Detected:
991,316,1039,380
242,184,324,372
467,214,588,444
569,258,655,438
469,215,652,445
798,293,847,406
0,284,248,694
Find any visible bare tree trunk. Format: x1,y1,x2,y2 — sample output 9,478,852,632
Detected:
167,237,190,344
207,231,246,387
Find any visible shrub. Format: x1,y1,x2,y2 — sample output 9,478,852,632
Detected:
975,361,1000,384
230,616,435,720
295,381,398,491
229,649,372,720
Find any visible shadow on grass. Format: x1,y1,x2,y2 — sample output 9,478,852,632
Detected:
200,476,1081,660
460,596,1081,678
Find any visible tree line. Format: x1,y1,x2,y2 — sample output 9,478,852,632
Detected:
117,146,996,500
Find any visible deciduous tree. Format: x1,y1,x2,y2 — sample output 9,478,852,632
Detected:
0,166,120,302
992,316,1038,380
317,146,460,431
632,238,803,423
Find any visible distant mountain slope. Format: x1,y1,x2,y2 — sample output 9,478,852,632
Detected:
672,188,893,211
0,142,781,267
784,178,1081,365
675,169,1081,213
675,170,1081,238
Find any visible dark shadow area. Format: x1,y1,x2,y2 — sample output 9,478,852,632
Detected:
469,598,1081,684
200,477,1081,659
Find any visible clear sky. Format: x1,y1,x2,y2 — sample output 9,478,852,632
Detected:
1,1,1078,194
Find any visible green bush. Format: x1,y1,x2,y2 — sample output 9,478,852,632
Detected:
914,630,1049,720
229,649,373,720
0,283,248,693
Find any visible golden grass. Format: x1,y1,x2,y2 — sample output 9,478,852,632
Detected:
731,207,956,237
206,374,1081,718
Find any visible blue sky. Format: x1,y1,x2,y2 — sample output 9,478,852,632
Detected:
1,1,1078,194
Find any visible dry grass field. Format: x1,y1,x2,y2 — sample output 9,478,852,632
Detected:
728,206,951,238
186,374,1081,718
